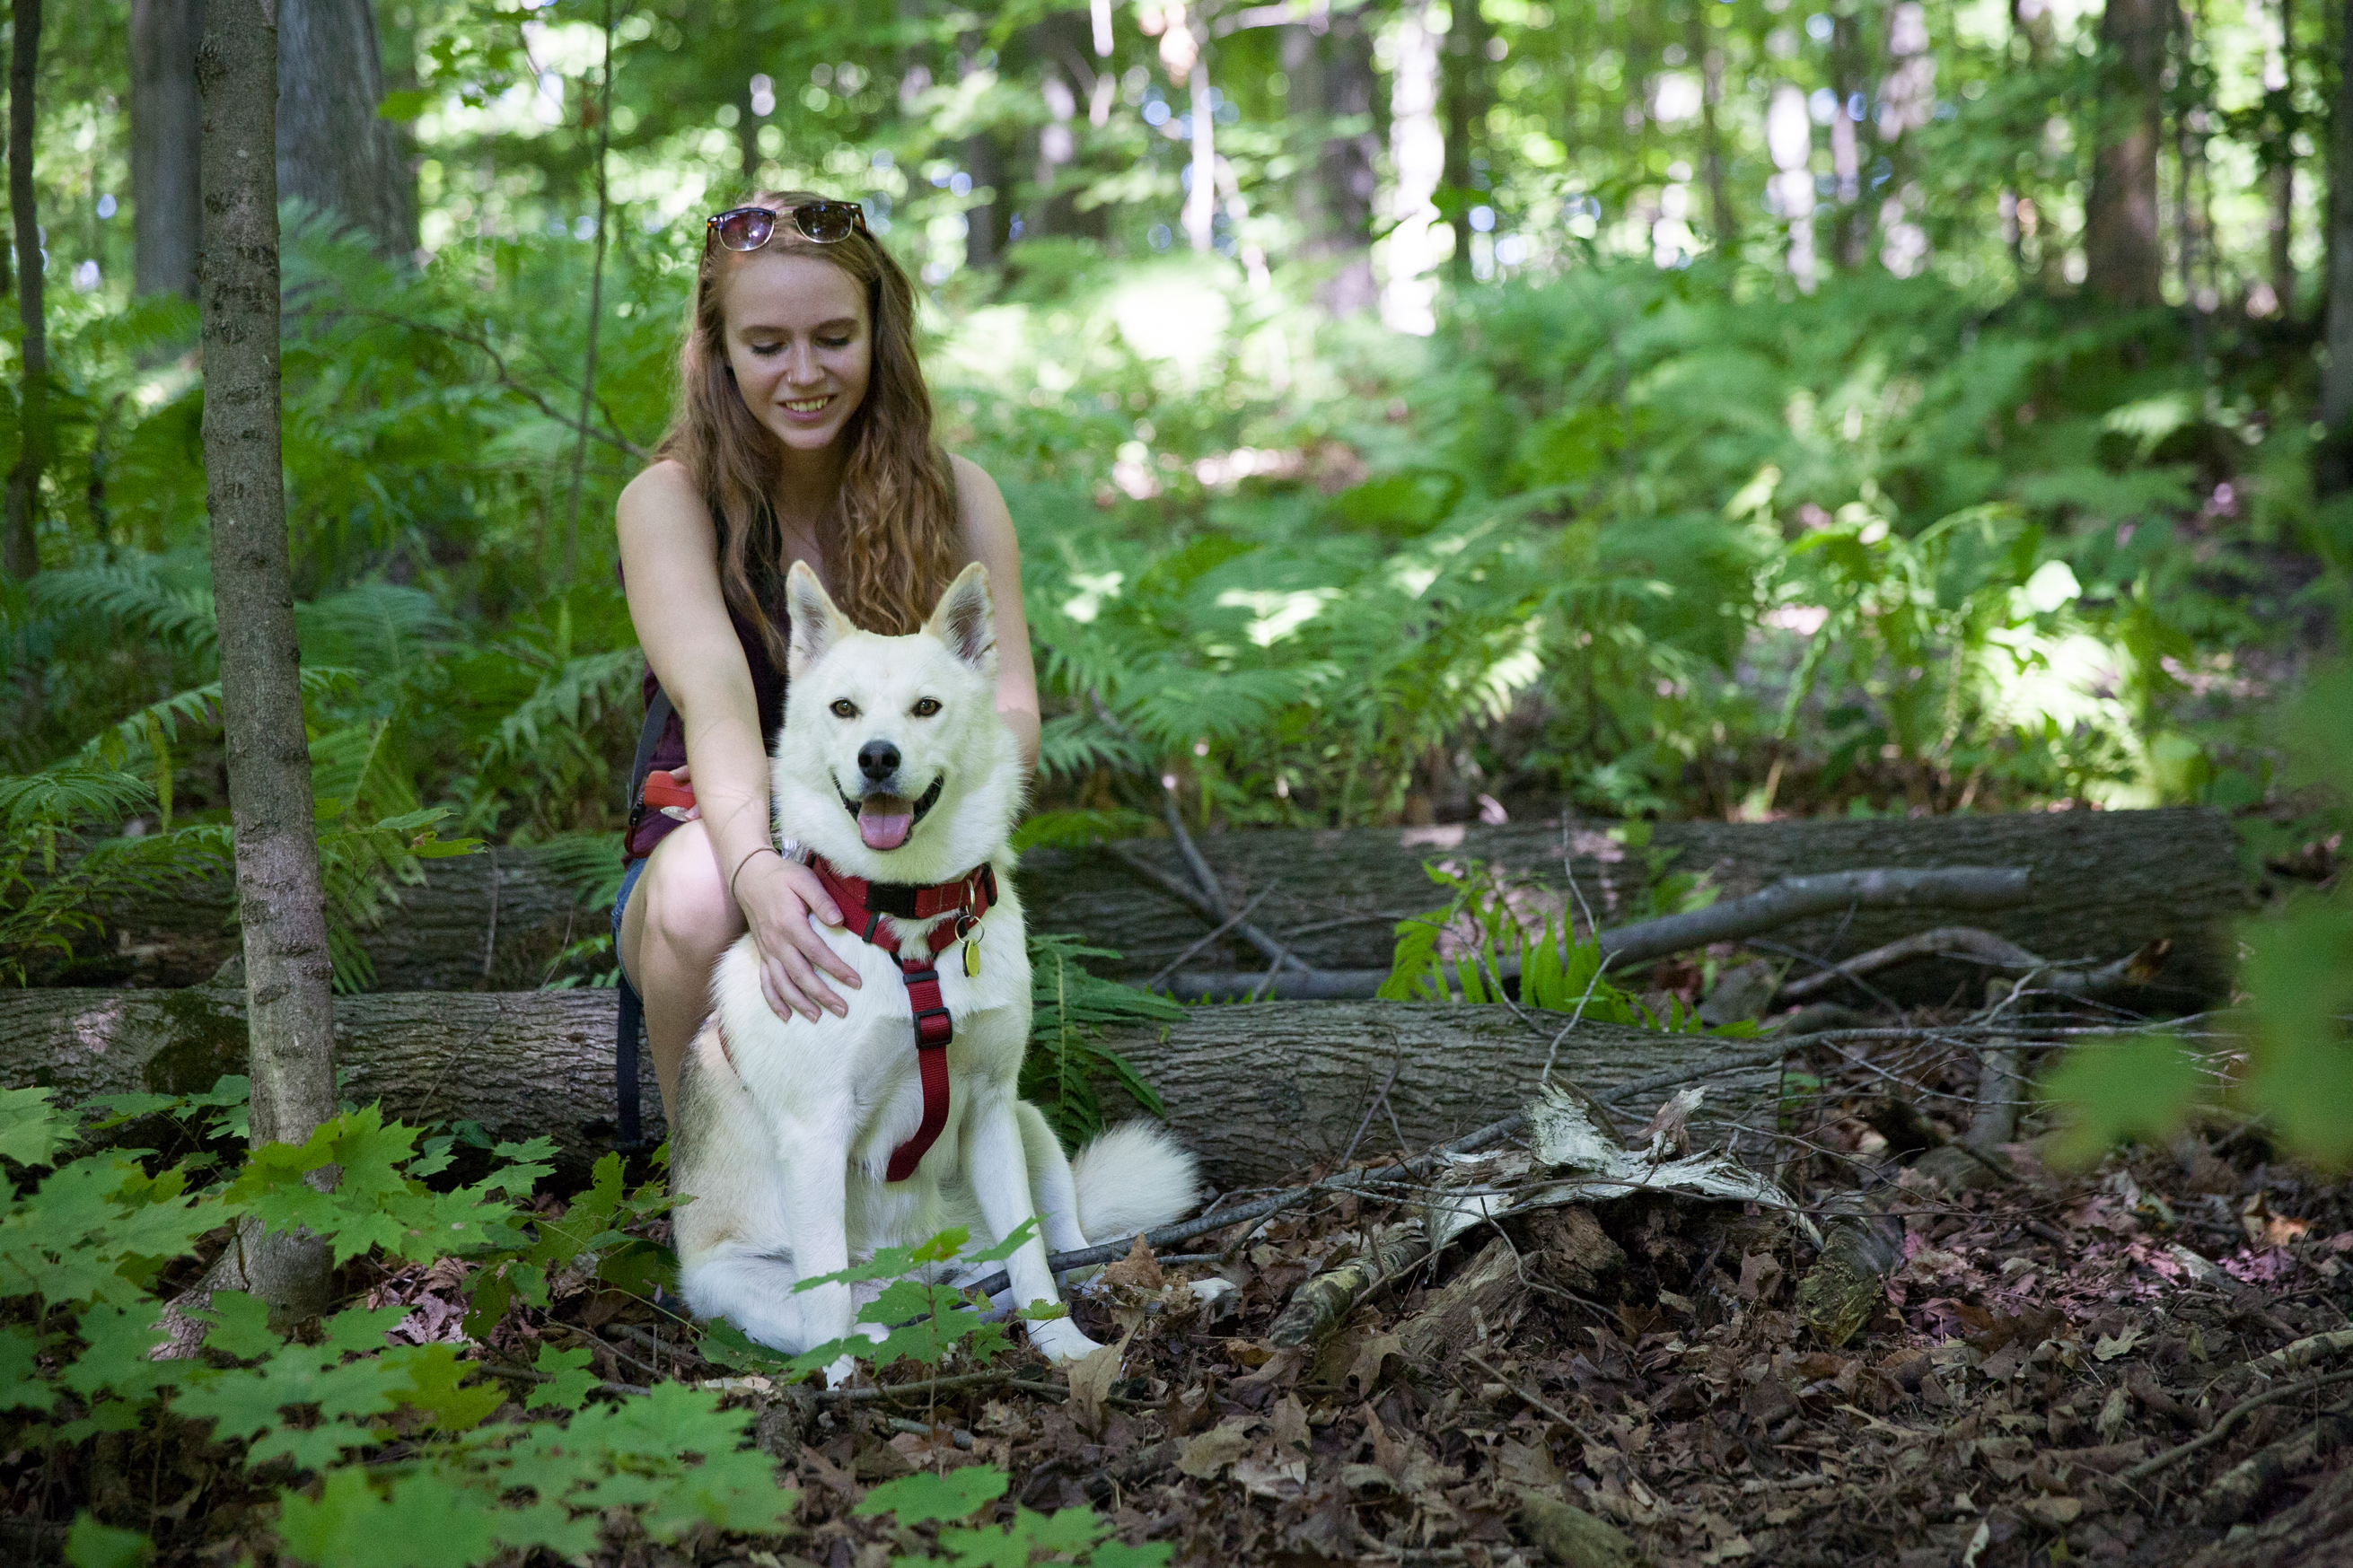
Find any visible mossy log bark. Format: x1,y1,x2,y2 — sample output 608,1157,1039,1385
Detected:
34,809,2248,1007
0,992,1775,1190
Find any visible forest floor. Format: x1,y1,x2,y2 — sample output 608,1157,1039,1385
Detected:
341,1017,2353,1568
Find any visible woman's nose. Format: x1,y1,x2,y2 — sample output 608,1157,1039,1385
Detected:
785,342,821,383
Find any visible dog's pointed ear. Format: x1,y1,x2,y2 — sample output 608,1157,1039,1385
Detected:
922,562,996,672
786,562,853,680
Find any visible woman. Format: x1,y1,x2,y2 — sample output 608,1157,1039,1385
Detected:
613,192,1040,1124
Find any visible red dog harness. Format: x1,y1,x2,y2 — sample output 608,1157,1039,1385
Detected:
806,855,999,1182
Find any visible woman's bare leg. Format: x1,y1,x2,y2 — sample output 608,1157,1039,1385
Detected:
617,819,745,1124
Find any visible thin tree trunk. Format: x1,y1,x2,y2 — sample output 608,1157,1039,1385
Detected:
1288,13,1378,312
2270,0,2298,311
1691,7,1734,248
2085,0,2167,305
276,0,415,257
1184,45,1216,253
1382,0,1444,332
2319,0,2353,487
561,0,615,588
198,0,336,1317
4,0,48,582
1829,8,1869,270
131,0,203,299
1442,0,1490,282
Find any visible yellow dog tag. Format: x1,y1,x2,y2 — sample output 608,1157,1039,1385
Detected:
963,937,983,978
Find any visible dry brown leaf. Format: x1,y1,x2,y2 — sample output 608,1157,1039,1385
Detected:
1099,1233,1165,1292
1348,1331,1403,1393
1176,1419,1255,1479
1067,1340,1124,1431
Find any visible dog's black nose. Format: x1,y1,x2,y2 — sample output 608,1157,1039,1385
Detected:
856,739,900,784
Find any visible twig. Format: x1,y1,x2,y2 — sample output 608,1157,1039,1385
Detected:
1105,840,1307,973
1161,784,1230,918
1339,1043,1408,1169
1463,1350,1588,1433
342,311,646,460
2119,1367,2353,1484
1143,888,1275,988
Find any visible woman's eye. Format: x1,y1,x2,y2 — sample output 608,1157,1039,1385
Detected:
749,342,782,357
818,336,850,349
830,699,857,718
911,697,942,717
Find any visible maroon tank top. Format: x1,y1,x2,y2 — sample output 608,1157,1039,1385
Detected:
621,575,791,864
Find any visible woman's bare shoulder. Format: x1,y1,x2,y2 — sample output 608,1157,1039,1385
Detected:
618,459,711,538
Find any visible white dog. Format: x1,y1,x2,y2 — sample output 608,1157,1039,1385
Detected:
670,560,1199,1380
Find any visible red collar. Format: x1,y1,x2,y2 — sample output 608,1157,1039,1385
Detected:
807,857,997,954
804,854,998,1182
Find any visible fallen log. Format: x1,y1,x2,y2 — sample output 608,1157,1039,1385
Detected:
0,988,1781,1189
1170,864,2035,1001
1028,807,2244,1007
27,810,2246,1009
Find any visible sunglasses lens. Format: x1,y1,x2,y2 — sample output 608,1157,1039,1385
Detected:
795,203,858,243
716,209,775,250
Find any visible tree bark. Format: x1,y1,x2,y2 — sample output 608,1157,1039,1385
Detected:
0,989,1767,1191
276,0,416,258
4,0,48,582
2321,0,2353,488
29,809,2249,1007
2084,0,2167,306
1828,8,1869,270
1286,16,1378,312
1441,0,1490,283
1016,807,2245,1006
198,0,338,1319
132,0,204,300
2269,0,2298,313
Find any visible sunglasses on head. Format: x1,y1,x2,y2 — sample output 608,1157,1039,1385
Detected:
706,201,871,251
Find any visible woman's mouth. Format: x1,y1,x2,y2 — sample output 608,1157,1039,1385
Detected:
781,395,834,419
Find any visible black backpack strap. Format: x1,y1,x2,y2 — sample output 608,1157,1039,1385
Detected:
615,683,673,1154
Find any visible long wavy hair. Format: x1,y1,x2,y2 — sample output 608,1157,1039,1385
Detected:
656,189,958,653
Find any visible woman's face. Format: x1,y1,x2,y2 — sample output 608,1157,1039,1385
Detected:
720,250,872,457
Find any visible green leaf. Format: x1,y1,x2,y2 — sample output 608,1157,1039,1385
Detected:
523,1343,600,1413
0,1086,69,1172
856,1463,1009,1524
0,1324,48,1412
381,1343,505,1432
318,1301,415,1357
190,1290,284,1361
64,1513,151,1568
275,1467,505,1568
2038,1037,2207,1169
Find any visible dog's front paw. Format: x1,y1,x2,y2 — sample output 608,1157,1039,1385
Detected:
821,1353,862,1389
1025,1315,1106,1365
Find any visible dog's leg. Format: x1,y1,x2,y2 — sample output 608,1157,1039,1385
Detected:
1015,1100,1092,1257
764,1111,871,1386
965,1091,1103,1363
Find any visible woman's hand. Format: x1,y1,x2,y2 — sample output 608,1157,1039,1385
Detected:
734,850,863,1021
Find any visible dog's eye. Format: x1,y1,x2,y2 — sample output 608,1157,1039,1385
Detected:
829,699,857,719
911,697,942,718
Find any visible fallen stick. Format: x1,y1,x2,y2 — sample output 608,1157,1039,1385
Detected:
1168,866,2033,1002
2119,1367,2353,1485
1777,926,2171,1004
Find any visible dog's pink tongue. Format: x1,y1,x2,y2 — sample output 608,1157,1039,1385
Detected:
857,794,914,851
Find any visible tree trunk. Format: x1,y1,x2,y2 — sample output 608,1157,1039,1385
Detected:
1015,807,2245,1006
2084,0,2167,306
30,809,2249,1007
0,988,1766,1191
131,0,203,300
1286,14,1378,313
276,0,415,257
1829,8,1869,270
1690,7,1734,248
1382,0,1444,333
2321,0,2353,487
1441,0,1490,283
2269,0,2297,313
198,0,336,1314
4,0,48,582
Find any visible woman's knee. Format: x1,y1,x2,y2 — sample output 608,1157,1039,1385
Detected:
636,832,742,964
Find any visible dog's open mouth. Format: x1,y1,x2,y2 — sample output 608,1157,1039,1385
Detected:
838,773,945,852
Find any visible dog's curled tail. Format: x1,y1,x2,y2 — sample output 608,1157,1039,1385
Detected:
1068,1122,1202,1248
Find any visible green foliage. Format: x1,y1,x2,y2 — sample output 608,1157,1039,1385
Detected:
858,1466,1171,1567
1378,857,1725,1033
1023,933,1181,1148
783,1221,1041,1378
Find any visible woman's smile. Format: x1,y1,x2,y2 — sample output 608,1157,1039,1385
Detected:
723,251,872,452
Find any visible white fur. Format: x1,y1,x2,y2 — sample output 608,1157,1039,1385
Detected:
670,562,1200,1382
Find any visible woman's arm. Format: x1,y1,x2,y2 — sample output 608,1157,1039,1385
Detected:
617,460,859,1019
948,454,1041,776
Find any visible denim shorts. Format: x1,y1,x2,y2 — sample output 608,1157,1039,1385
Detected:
611,856,648,992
